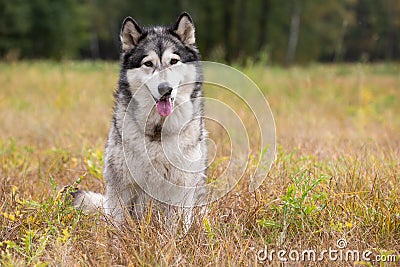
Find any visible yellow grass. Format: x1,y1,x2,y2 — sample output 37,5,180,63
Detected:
0,61,399,266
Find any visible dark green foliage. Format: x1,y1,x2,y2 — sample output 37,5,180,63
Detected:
1,0,400,63
0,0,89,59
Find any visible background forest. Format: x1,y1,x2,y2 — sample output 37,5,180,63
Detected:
1,0,400,64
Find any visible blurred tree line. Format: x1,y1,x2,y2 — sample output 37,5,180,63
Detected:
1,0,400,64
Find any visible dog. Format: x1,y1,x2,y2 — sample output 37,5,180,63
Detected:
72,12,207,231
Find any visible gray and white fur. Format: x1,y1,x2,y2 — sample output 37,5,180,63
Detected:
72,12,207,231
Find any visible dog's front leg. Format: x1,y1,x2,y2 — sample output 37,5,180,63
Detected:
104,186,132,224
182,207,194,233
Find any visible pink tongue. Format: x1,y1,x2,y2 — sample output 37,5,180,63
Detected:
156,98,172,116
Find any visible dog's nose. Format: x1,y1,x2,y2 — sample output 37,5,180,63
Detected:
158,82,173,96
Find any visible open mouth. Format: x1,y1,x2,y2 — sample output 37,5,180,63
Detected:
156,95,174,117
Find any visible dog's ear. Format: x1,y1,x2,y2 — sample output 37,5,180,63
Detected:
120,17,142,51
173,12,195,45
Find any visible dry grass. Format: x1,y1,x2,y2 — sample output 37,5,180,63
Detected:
0,61,399,266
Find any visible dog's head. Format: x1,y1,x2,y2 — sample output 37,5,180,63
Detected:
120,12,201,117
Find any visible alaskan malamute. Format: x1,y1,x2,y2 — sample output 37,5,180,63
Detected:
73,12,207,231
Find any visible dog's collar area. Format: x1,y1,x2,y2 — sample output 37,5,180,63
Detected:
146,123,163,142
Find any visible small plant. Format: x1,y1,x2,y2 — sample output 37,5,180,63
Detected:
282,170,328,219
84,148,104,180
274,164,329,244
1,178,82,266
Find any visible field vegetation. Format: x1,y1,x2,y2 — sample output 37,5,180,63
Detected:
0,61,399,266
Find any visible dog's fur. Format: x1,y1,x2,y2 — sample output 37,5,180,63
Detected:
72,12,207,230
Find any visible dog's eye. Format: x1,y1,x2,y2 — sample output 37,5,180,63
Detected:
143,61,153,67
170,58,179,65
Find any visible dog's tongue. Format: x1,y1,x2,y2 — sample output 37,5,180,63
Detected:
156,98,173,116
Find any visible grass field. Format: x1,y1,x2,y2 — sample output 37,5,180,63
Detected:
0,61,399,266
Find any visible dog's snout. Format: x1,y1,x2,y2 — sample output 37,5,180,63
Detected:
158,82,173,96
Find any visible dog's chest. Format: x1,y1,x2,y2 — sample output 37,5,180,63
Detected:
144,121,203,177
